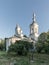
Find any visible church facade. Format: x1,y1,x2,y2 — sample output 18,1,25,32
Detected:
6,13,39,51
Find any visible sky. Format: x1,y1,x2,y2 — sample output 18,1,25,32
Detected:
0,0,49,38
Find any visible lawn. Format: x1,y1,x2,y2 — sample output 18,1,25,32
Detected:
0,51,49,65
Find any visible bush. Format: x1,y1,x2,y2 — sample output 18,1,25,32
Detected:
8,41,33,56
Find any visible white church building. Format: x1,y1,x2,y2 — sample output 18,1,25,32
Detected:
6,13,39,51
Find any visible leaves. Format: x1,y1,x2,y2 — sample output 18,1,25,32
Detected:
36,31,49,53
8,41,33,56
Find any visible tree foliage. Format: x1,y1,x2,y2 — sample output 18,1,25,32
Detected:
8,41,33,56
36,32,49,53
0,39,5,51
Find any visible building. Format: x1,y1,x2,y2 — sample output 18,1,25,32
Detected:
6,13,39,51
6,25,24,51
30,13,39,41
15,24,23,38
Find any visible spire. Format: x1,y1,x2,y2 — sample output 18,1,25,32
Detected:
32,13,36,23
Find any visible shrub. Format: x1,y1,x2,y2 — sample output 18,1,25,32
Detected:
8,41,33,56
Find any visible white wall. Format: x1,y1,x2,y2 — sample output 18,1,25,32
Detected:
6,39,11,52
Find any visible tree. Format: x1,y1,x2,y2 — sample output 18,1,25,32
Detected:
36,32,47,53
36,31,49,53
8,40,33,56
44,31,49,53
0,39,5,51
38,32,47,43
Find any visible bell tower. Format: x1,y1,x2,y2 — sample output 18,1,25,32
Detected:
30,13,39,41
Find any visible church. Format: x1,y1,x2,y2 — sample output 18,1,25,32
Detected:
6,13,39,51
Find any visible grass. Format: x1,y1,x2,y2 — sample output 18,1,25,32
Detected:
0,51,49,65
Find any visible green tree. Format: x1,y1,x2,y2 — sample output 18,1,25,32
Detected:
8,41,33,56
44,31,49,53
36,32,47,53
0,39,5,51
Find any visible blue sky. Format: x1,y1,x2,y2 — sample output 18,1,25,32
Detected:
0,0,49,38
